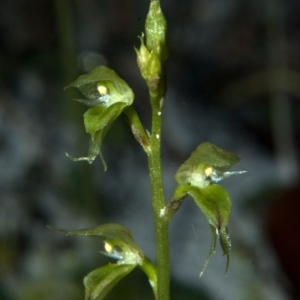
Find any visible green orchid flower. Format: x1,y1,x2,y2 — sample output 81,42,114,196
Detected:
65,66,134,170
49,223,157,300
170,142,246,276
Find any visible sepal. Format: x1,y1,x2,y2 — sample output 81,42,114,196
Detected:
187,185,232,276
84,264,135,300
189,184,231,230
135,34,152,80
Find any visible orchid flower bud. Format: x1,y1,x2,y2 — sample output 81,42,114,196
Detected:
145,0,168,62
135,34,152,80
135,34,162,82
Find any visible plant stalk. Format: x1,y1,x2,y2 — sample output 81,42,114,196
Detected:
147,95,170,300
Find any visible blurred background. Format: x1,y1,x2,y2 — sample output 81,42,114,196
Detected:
0,0,300,299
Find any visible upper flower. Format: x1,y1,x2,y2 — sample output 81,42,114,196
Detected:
64,66,134,170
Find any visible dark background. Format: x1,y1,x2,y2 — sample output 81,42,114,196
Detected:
0,0,300,299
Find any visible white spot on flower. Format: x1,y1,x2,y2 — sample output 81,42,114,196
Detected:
104,241,113,253
97,85,107,95
204,167,214,177
156,134,160,139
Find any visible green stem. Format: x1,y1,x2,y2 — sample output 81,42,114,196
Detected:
147,95,170,300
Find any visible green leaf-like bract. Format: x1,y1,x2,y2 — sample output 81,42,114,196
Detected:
84,264,135,300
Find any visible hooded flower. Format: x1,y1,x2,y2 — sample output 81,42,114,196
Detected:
172,142,246,276
65,66,134,170
50,223,157,300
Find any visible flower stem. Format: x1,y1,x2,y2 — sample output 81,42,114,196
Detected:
147,94,170,300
